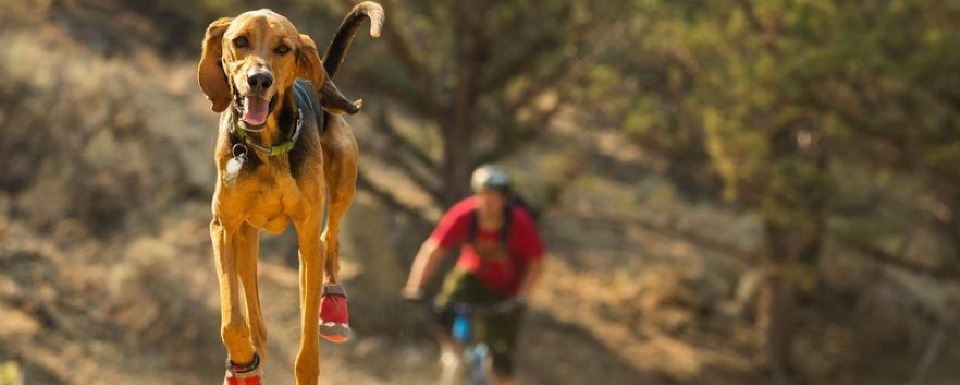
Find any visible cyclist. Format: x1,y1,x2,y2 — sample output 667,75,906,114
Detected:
403,165,546,385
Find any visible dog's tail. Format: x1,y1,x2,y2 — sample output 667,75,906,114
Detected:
323,2,384,78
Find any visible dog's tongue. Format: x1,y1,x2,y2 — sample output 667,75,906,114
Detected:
243,96,269,125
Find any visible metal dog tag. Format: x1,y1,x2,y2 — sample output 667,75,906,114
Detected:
224,144,248,185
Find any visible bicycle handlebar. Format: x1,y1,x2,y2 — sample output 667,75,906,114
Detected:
401,289,528,315
444,299,526,316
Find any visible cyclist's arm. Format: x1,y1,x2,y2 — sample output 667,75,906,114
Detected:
512,209,545,300
404,238,447,296
516,256,544,299
405,200,472,297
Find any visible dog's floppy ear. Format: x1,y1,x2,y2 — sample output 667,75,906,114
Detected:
298,33,360,114
198,17,233,112
320,77,361,115
296,34,325,89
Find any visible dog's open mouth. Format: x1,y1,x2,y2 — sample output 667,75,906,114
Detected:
234,89,277,126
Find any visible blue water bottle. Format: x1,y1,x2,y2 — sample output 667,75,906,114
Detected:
452,313,470,341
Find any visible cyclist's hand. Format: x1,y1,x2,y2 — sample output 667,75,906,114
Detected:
402,287,424,303
513,295,529,310
500,295,528,313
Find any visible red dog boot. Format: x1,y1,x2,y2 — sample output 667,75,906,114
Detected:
224,353,261,385
319,283,350,343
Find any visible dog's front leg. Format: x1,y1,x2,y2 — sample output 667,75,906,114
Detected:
211,217,257,366
293,214,325,385
236,224,268,361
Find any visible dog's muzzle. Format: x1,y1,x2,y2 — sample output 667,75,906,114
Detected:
231,70,277,126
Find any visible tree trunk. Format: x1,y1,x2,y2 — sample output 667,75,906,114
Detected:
438,0,490,207
759,220,797,381
939,193,960,274
440,120,474,207
798,143,828,267
756,124,829,381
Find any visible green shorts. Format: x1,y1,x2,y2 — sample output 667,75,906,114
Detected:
434,268,524,376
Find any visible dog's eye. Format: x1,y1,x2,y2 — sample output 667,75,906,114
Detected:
275,44,290,55
233,36,249,49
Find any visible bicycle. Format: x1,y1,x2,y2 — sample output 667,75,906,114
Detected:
437,300,522,385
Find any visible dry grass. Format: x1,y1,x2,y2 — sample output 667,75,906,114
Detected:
0,28,215,237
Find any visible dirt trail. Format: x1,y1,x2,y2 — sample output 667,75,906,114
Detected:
1,213,670,385
248,261,661,385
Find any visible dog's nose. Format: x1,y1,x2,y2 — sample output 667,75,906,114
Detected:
247,71,273,91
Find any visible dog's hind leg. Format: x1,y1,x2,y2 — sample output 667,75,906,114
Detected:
237,224,268,361
319,113,359,283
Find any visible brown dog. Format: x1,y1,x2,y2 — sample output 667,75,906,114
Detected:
197,3,382,384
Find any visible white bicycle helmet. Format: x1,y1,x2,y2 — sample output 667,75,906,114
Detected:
470,165,512,193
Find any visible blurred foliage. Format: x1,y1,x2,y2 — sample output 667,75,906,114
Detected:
588,0,960,268
577,0,960,375
339,0,627,206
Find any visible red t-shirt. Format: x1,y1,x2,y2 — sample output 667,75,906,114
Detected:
430,196,545,295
